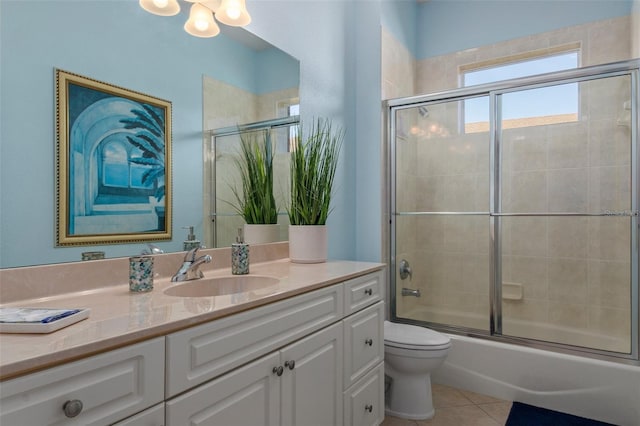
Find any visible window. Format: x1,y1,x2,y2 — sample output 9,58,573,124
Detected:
462,48,579,132
97,139,155,203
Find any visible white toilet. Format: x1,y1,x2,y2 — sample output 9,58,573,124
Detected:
384,320,451,420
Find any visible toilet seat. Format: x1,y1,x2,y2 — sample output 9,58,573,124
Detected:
384,321,451,351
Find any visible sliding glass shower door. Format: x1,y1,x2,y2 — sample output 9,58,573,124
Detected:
392,97,492,332
496,74,634,354
389,60,639,361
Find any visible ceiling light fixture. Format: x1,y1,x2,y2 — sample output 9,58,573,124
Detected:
139,0,251,38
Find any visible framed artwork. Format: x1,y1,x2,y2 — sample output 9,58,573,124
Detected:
55,69,172,246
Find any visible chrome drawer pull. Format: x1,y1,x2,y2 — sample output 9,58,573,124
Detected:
62,399,83,418
365,404,373,413
365,338,373,346
364,288,373,296
272,366,284,376
285,360,296,370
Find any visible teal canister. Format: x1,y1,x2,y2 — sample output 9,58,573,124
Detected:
129,255,154,292
232,229,249,275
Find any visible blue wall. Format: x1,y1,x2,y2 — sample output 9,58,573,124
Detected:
381,0,418,57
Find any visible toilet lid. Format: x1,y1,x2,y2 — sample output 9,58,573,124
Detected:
384,321,450,349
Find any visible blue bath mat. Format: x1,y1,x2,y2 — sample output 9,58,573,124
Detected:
506,402,616,426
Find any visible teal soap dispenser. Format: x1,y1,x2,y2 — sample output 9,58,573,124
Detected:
182,226,201,251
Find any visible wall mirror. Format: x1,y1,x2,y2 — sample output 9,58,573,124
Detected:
0,1,299,268
202,26,299,249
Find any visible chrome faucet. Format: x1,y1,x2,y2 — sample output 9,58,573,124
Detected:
171,247,212,282
141,243,164,255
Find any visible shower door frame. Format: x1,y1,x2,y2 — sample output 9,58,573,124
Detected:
385,59,640,364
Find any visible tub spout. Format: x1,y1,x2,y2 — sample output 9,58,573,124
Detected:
401,287,421,297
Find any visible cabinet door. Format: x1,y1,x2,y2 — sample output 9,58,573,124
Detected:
165,352,280,426
343,362,384,426
280,322,343,426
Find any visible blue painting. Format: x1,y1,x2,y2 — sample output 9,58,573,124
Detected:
56,69,172,246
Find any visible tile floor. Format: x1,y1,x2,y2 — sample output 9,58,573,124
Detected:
381,383,512,426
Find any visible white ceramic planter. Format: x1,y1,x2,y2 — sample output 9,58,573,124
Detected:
288,225,327,264
243,224,280,245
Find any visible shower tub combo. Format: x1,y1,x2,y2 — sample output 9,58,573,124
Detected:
385,59,640,426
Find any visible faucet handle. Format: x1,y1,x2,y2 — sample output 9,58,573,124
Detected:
399,259,412,280
184,247,199,262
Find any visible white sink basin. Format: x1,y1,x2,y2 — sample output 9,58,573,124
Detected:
164,275,280,298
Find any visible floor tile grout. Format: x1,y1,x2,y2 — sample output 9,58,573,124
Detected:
382,383,512,426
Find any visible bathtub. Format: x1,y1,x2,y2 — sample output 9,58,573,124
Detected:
431,333,640,426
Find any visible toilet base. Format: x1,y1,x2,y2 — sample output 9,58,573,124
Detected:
385,406,435,421
385,371,435,420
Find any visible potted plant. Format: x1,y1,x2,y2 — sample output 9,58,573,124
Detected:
230,130,279,244
288,118,343,263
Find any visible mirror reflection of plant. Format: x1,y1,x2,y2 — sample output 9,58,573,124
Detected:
230,130,278,225
288,118,343,226
120,104,165,201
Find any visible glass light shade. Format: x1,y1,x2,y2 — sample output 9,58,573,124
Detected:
215,0,251,27
139,0,180,16
184,3,220,38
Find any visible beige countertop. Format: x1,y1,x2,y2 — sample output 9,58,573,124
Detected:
0,258,384,381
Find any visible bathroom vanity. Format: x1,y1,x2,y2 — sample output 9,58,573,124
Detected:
0,253,385,426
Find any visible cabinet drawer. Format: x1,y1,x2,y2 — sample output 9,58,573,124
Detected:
0,337,164,426
343,301,384,389
166,283,343,397
343,270,384,316
343,362,384,426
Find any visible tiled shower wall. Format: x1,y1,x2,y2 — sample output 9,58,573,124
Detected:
385,16,634,353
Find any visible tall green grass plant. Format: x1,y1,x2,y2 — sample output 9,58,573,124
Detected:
288,118,343,226
230,131,278,225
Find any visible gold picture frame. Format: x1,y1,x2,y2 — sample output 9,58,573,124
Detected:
55,69,172,246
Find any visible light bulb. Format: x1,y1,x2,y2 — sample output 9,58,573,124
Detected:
139,0,180,16
216,0,250,26
225,0,241,20
195,19,209,31
184,3,220,37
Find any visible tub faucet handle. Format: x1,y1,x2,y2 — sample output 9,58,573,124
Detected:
399,259,412,280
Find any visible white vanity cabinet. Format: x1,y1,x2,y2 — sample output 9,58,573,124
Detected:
165,269,385,426
0,267,386,426
0,337,164,426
